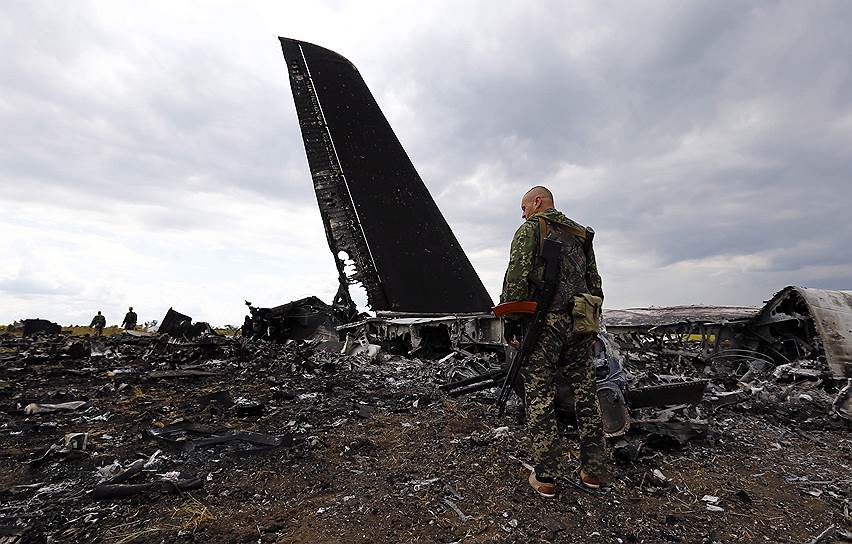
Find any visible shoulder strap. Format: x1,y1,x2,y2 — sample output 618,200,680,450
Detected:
536,216,587,255
537,217,549,255
565,223,588,240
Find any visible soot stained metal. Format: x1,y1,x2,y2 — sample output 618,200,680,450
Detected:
746,286,852,378
278,37,493,314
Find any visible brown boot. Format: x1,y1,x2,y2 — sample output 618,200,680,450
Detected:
579,468,612,489
528,470,557,498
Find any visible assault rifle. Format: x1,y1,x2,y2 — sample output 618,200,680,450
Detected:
493,236,563,417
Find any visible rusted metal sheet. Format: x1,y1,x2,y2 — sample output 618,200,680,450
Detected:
278,37,493,314
752,287,852,378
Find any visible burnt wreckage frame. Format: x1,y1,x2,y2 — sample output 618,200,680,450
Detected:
272,38,852,420
268,37,852,425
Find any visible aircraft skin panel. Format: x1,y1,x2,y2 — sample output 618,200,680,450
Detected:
279,37,494,313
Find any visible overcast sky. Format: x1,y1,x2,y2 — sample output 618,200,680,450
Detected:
2,1,851,326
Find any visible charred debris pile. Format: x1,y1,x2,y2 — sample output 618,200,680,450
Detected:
0,308,443,541
246,286,852,433
1,288,850,541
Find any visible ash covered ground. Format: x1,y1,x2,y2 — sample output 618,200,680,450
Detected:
1,330,851,543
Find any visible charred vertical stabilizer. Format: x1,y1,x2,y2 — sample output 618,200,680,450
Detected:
279,37,493,314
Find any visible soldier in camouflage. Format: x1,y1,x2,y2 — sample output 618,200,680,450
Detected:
121,307,137,331
501,186,611,497
89,311,106,337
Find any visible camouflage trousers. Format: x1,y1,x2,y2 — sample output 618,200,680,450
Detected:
522,311,607,480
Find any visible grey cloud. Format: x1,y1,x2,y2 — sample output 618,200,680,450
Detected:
1,1,850,325
0,275,75,297
367,2,852,297
0,5,313,218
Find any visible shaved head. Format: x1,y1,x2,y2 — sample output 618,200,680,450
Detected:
520,185,555,219
524,186,554,203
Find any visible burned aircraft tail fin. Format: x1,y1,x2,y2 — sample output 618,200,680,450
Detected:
279,37,493,314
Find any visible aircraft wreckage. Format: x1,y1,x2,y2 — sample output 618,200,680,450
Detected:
2,38,851,543
238,38,852,424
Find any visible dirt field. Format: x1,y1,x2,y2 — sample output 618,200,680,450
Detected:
1,333,850,543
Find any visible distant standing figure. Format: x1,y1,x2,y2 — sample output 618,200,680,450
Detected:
122,307,138,330
241,315,254,337
90,311,106,337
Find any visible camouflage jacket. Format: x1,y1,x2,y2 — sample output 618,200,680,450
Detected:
122,311,137,327
501,208,603,310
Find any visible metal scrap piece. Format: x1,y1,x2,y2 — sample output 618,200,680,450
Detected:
626,381,708,409
158,308,192,336
144,423,292,454
833,379,851,419
635,418,709,447
23,401,89,415
102,459,145,485
245,296,342,342
21,319,62,337
147,369,218,379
